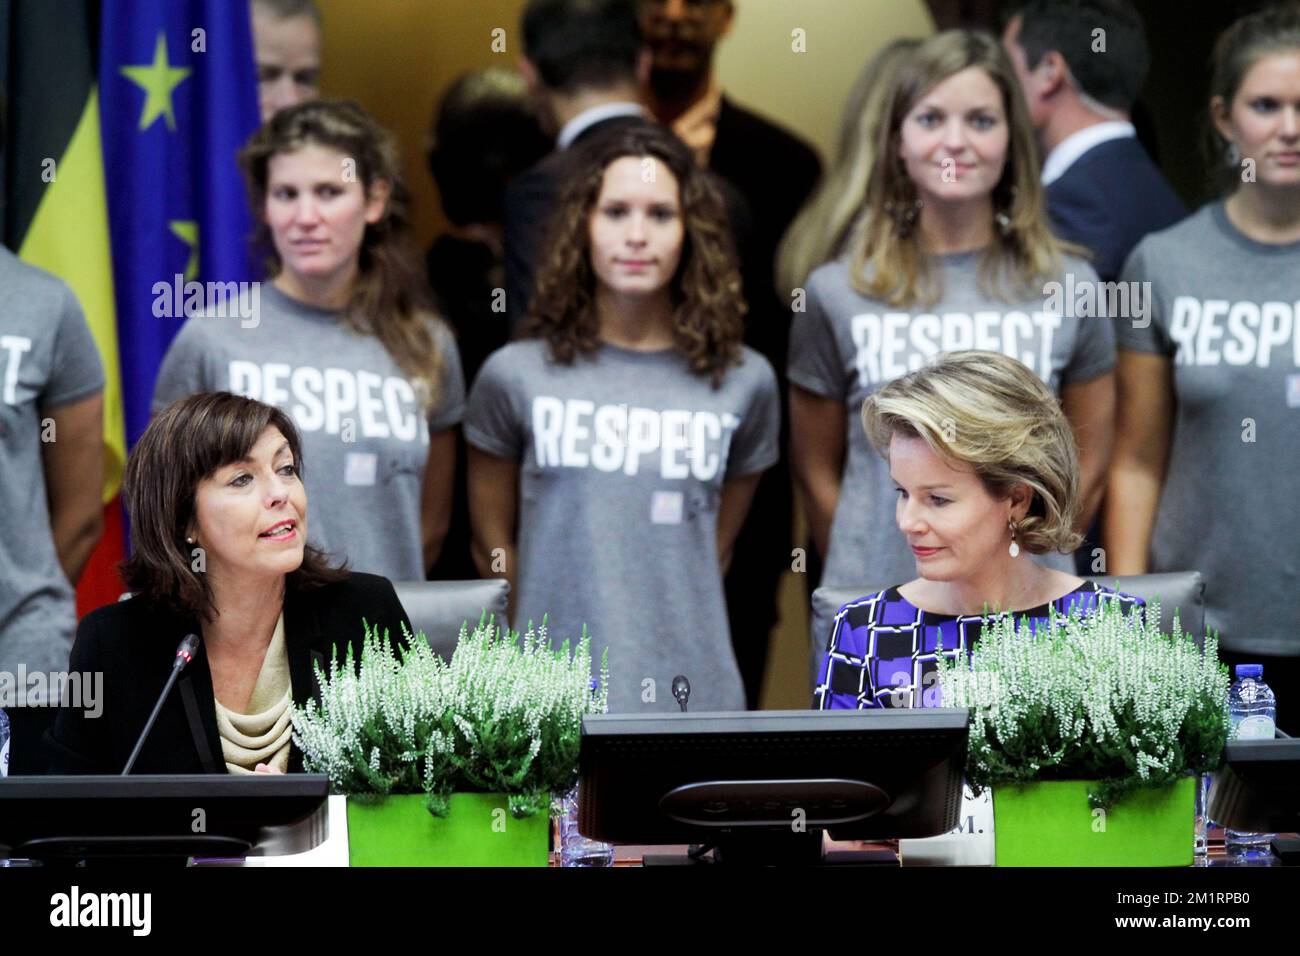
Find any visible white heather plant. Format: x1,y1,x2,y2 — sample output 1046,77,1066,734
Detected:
290,614,609,818
936,595,1230,809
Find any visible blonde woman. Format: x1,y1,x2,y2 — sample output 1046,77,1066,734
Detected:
775,38,920,296
789,30,1115,612
814,351,1139,709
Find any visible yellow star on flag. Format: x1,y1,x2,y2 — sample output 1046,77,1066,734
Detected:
169,220,199,280
120,33,191,132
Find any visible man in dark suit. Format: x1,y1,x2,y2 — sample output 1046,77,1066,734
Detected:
1002,0,1186,281
639,0,822,709
1003,0,1185,580
503,0,652,330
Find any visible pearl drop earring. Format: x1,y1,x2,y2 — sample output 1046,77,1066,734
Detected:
1008,520,1020,558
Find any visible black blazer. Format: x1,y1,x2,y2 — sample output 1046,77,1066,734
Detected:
1045,136,1186,282
46,572,412,775
706,97,822,597
711,96,821,274
709,95,821,378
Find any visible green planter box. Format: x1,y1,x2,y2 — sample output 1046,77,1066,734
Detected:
993,776,1195,867
346,792,550,867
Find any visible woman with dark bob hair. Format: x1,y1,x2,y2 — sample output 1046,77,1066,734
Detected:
464,121,780,714
48,392,412,774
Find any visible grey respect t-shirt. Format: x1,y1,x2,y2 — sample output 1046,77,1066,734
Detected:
1118,202,1300,655
790,252,1116,595
154,284,465,582
0,248,104,680
463,339,780,713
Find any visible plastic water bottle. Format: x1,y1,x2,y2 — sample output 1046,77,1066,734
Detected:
1193,773,1210,859
560,784,613,867
1225,664,1276,860
0,709,9,866
0,708,10,777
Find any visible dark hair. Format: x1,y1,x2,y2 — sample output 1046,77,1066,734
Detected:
428,68,551,227
1206,2,1300,193
522,0,643,94
122,392,346,620
239,99,447,410
1013,0,1148,112
525,120,745,388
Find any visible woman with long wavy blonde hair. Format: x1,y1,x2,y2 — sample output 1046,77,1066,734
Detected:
775,37,921,297
788,31,1117,670
464,121,780,713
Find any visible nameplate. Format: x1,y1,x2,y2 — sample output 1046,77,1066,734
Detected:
898,781,994,866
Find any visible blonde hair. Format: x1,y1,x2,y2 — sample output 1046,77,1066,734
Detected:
861,351,1082,554
774,38,920,296
853,30,1080,307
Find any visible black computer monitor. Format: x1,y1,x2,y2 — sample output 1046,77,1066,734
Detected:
0,774,329,863
577,709,969,864
1209,738,1300,834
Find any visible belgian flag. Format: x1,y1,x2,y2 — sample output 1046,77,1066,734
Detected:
1,0,127,614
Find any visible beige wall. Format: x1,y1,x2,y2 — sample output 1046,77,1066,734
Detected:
716,0,933,167
720,1,935,709
317,0,529,245
318,0,933,247
315,0,934,709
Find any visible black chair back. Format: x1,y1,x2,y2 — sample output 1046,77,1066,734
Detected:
392,579,511,661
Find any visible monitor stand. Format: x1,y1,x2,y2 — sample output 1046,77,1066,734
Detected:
1272,837,1300,865
643,830,898,866
15,835,252,865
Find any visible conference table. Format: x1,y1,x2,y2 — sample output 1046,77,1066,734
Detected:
181,796,1292,867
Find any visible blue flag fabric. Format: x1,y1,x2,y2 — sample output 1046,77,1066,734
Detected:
100,1,260,445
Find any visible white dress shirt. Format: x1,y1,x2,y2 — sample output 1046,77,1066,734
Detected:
1041,121,1136,186
556,102,648,150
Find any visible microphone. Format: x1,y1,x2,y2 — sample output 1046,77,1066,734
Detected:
121,634,201,775
671,675,690,713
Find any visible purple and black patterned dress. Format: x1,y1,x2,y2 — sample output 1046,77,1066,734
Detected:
814,580,1143,710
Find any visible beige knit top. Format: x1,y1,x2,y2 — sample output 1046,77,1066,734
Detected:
213,612,293,774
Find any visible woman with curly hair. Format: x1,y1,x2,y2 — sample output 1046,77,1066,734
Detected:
464,121,779,713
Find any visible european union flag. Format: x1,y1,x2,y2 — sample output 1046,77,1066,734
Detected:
101,0,259,445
